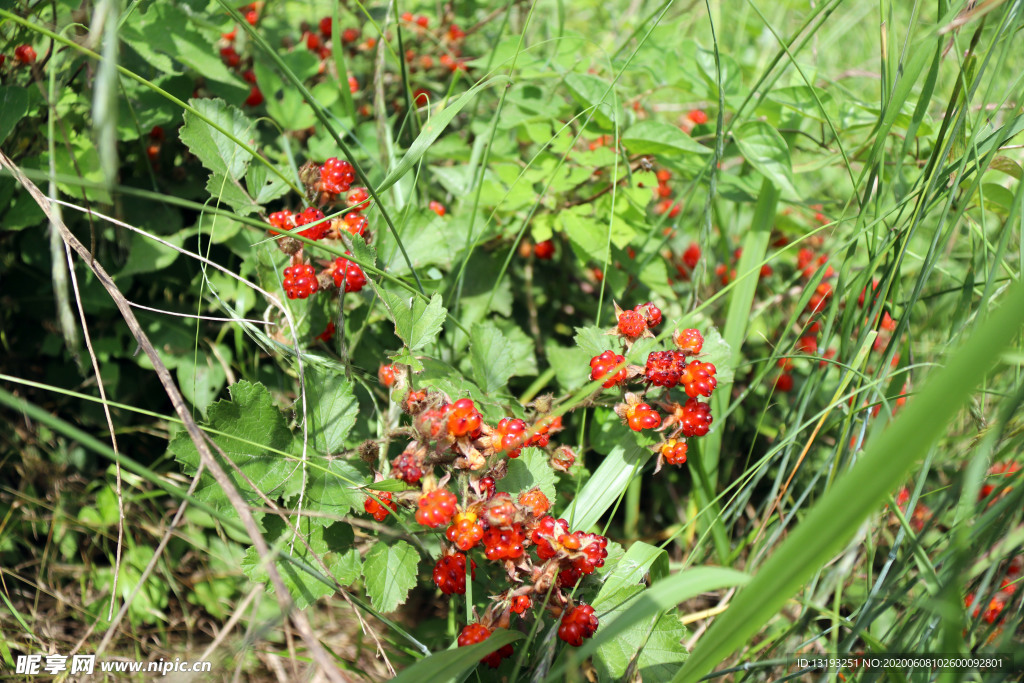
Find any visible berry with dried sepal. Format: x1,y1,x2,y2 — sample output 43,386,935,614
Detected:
511,595,532,614
558,604,599,646
445,511,484,551
645,350,687,388
457,623,513,668
482,523,526,560
681,361,717,398
448,398,483,438
433,552,475,595
571,532,608,574
320,157,356,195
330,255,367,293
625,403,661,431
634,302,662,327
391,450,423,485
660,439,688,465
378,364,396,387
673,328,704,355
517,488,550,517
617,309,647,338
282,263,319,299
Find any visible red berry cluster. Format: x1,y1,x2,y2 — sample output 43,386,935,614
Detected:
415,488,458,528
433,551,476,595
964,556,1020,626
363,490,397,521
319,157,356,196
590,350,627,389
558,604,599,646
282,263,318,299
457,623,514,668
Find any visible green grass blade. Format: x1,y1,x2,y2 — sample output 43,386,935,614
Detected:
389,630,523,683
673,278,1024,683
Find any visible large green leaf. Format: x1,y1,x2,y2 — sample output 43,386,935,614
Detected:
470,321,516,394
673,279,1024,683
362,540,419,613
0,86,29,144
734,121,797,196
496,447,558,503
301,366,358,454
180,98,253,180
378,291,447,352
622,120,711,156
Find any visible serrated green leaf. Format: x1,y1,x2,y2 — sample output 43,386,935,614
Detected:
594,608,688,681
302,366,358,454
545,341,592,391
492,318,538,377
622,120,711,156
246,163,290,204
180,98,253,180
389,347,424,373
735,121,797,196
390,630,523,683
206,172,258,215
168,380,298,511
594,541,670,608
470,321,516,394
304,457,370,515
377,76,510,194
362,540,419,613
573,325,613,358
175,352,227,418
565,72,617,128
496,447,558,503
378,291,447,352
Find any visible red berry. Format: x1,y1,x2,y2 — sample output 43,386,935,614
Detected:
526,415,562,447
517,488,551,517
687,109,708,125
241,69,257,84
445,511,484,551
478,476,496,499
415,489,458,528
682,243,701,269
796,336,818,355
531,516,570,559
267,209,293,236
679,398,712,437
807,282,833,315
245,86,264,107
681,361,717,398
447,24,466,41
626,403,661,431
415,15,429,28
482,523,526,560
378,364,396,387
429,200,446,217
348,75,358,93
656,169,671,182
617,310,647,338
775,374,794,392
571,532,609,574
433,552,475,595
391,450,423,485
447,398,482,438
219,46,240,67
320,157,356,195
457,623,513,668
589,350,627,389
343,212,368,237
331,255,367,293
364,490,397,521
304,31,321,51
347,186,371,210
511,595,532,614
282,263,319,299
482,493,518,528
494,417,527,457
558,604,599,646
341,27,360,44
534,239,555,260
673,328,704,355
294,207,329,240
660,439,688,465
319,17,332,37
644,350,688,388
551,446,576,472
634,302,662,327
400,11,414,22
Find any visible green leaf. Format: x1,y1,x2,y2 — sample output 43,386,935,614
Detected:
543,567,749,682
594,541,670,605
302,366,358,454
622,120,711,156
0,86,29,145
470,321,516,394
378,291,447,352
734,121,797,196
497,447,558,503
560,442,653,531
206,173,258,215
390,630,524,683
117,227,186,278
376,76,510,194
594,598,688,682
175,352,227,418
180,98,253,180
674,280,1024,683
362,540,419,613
565,73,618,129
246,163,290,205
168,381,298,511
304,457,370,515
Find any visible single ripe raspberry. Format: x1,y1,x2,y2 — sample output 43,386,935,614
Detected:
558,565,582,588
526,415,562,447
445,511,484,551
534,239,555,260
656,169,671,183
517,488,550,517
415,14,429,28
294,207,329,240
378,364,396,387
391,450,423,485
244,8,258,24
447,24,466,41
531,516,570,559
673,328,704,355
478,476,496,499
558,604,599,646
617,309,647,338
319,17,332,36
267,209,293,236
634,302,662,327
315,321,336,343
682,243,701,269
364,490,397,521
482,523,525,560
510,595,532,615
681,361,717,398
494,417,527,457
433,552,476,595
241,69,257,84
447,398,482,438
219,46,240,67
415,489,458,528
304,31,322,51
320,157,356,195
796,335,818,355
660,439,688,465
590,350,627,389
571,532,609,574
482,493,517,528
347,186,371,210
626,403,661,431
282,264,319,299
429,200,446,217
807,282,833,315
687,109,708,125
14,45,37,65
343,212,368,237
331,255,367,293
342,27,360,43
457,623,513,668
244,86,263,107
644,350,687,388
775,373,794,392
679,399,712,437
